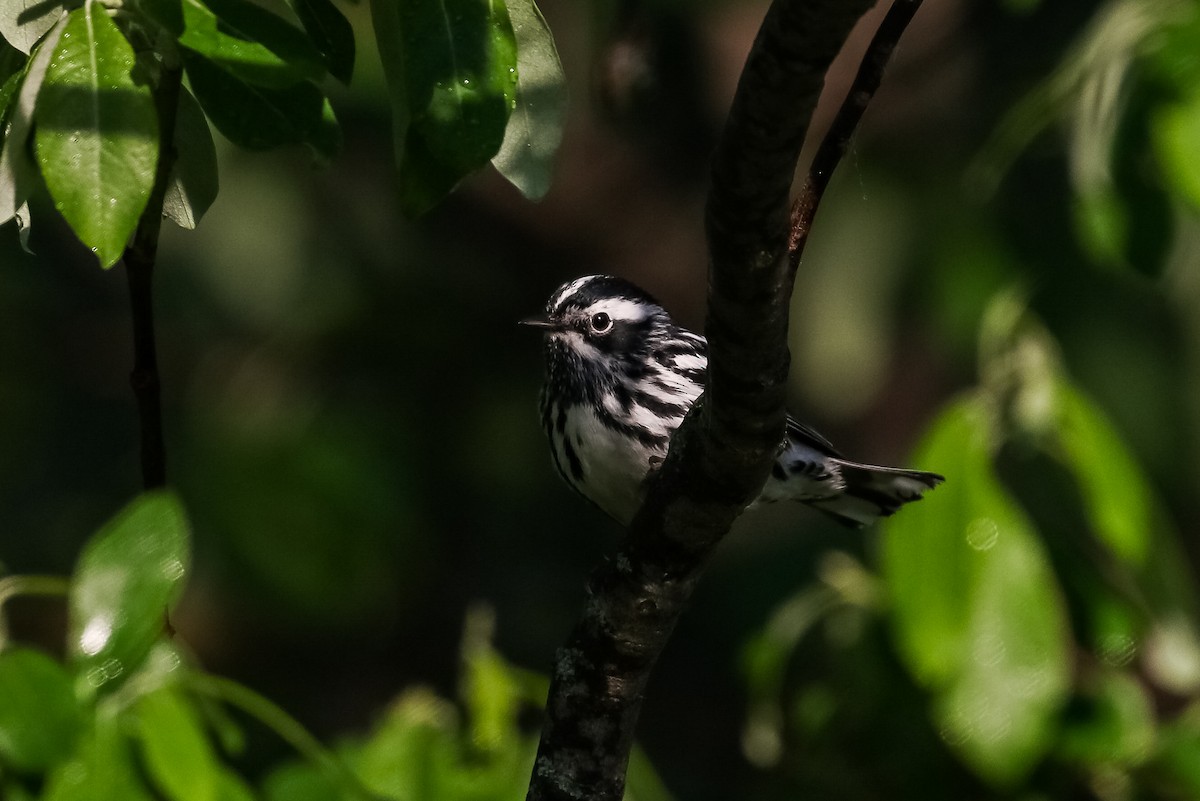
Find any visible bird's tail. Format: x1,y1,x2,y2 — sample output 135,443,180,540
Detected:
808,460,944,528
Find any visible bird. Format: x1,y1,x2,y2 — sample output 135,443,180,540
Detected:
521,274,943,527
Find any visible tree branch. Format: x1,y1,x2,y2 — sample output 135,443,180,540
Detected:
789,0,923,262
123,64,183,491
526,1,924,800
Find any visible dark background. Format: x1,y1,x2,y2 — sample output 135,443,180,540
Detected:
2,0,1197,798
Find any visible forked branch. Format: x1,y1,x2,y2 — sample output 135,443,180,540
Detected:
525,2,924,800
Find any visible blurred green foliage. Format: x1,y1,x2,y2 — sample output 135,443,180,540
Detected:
2,0,1200,799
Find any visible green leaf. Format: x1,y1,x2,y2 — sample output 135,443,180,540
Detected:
1152,713,1200,797
134,0,184,38
68,491,190,695
355,689,457,798
43,714,155,801
0,648,81,772
33,5,158,268
136,687,219,801
285,0,353,84
1058,670,1155,768
491,0,564,200
1153,90,1200,210
180,0,325,89
163,85,218,230
183,49,338,161
371,0,518,216
0,15,62,226
1054,381,1153,567
883,397,1072,786
0,0,65,54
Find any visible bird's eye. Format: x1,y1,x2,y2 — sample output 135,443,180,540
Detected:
590,312,612,333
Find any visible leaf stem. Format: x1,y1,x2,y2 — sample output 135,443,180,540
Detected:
0,574,71,649
122,64,183,490
183,671,383,801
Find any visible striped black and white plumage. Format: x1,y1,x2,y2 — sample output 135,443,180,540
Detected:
523,275,943,527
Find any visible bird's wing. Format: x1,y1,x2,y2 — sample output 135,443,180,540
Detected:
785,417,843,458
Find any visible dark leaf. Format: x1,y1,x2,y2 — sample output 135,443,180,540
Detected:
183,48,338,161
285,0,353,84
180,0,325,89
370,0,518,216
163,85,218,229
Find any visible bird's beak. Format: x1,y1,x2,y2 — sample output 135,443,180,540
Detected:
519,317,559,331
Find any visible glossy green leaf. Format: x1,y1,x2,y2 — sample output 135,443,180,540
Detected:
0,648,81,772
180,0,325,89
0,0,64,54
68,491,190,695
884,397,1071,786
184,49,339,161
1054,381,1152,567
371,0,518,216
163,85,219,230
33,5,158,268
0,15,62,226
491,0,565,200
136,687,219,801
43,714,155,801
285,0,353,84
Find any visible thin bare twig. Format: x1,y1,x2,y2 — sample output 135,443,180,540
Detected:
525,2,925,800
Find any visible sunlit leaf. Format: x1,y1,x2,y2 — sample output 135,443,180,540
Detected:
355,689,456,798
0,648,81,772
33,5,158,268
884,396,1071,786
462,608,521,753
183,49,338,160
0,0,64,54
371,0,518,216
491,0,565,200
136,687,219,801
1054,381,1152,567
1153,91,1200,210
180,0,325,89
285,0,353,84
43,714,155,801
0,15,62,226
68,491,190,695
163,85,218,230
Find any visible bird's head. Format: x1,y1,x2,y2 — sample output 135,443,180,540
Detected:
521,275,672,367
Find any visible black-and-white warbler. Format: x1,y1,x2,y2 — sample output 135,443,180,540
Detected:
522,274,944,527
